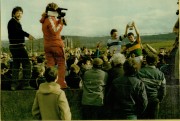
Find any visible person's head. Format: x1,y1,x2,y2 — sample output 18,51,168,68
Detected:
45,2,58,13
110,53,126,66
100,54,109,62
110,29,118,39
37,55,45,63
159,48,166,55
127,32,135,42
92,58,103,69
82,56,92,65
123,58,138,76
33,66,45,77
70,64,80,74
44,66,58,82
12,6,23,20
146,54,159,66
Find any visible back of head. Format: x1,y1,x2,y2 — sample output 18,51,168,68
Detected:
110,53,126,66
146,54,158,66
92,58,103,69
44,66,58,82
123,58,138,76
12,6,23,17
45,2,58,13
37,55,45,63
70,64,80,74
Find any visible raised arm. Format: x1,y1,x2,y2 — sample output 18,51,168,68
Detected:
124,24,129,37
132,22,141,43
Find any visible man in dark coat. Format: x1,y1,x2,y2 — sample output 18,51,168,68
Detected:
137,54,166,119
106,58,148,120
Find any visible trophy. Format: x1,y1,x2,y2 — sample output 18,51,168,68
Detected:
128,21,134,30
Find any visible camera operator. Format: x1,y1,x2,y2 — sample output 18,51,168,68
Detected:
40,2,68,88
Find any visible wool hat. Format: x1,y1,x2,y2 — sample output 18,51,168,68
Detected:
70,64,80,74
92,58,103,66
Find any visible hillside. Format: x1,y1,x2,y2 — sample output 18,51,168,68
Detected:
64,32,176,47
1,33,176,52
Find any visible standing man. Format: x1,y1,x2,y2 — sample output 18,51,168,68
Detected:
8,6,35,90
82,58,108,120
40,2,67,88
137,54,166,119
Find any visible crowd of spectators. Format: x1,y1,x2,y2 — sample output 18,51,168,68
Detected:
0,40,178,120
2,2,178,120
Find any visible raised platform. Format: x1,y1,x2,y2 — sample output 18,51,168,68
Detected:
1,85,180,120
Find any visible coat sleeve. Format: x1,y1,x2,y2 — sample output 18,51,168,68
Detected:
158,77,166,102
32,93,41,120
58,91,72,120
135,81,148,115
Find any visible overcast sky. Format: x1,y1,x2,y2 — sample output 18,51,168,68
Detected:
1,0,179,40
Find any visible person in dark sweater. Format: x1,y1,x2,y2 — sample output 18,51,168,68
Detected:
7,6,35,90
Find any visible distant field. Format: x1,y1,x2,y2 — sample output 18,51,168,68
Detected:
142,40,175,52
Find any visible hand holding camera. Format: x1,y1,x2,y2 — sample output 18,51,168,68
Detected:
42,12,47,17
46,4,68,26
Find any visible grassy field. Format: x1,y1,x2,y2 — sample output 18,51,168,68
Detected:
142,40,175,52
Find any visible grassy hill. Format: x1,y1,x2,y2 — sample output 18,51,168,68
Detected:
1,32,177,53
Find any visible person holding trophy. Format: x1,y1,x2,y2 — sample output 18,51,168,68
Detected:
122,21,143,70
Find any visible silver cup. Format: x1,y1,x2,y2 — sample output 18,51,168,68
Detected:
128,21,133,30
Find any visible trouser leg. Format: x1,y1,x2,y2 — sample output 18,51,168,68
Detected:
45,46,67,88
10,45,33,90
10,46,21,89
21,49,32,86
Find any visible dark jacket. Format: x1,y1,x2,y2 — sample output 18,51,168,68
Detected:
137,65,166,102
65,72,82,89
108,64,124,83
106,76,148,117
8,18,29,44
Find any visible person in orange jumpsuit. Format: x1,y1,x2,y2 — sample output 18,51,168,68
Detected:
40,2,67,88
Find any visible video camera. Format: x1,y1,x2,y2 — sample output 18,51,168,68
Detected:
56,7,68,18
57,7,68,26
46,5,68,25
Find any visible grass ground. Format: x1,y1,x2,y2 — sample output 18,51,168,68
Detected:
142,40,175,52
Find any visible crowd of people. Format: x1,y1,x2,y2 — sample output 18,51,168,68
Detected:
1,2,179,120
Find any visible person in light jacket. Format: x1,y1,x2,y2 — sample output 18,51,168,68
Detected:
82,58,108,120
32,66,71,120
